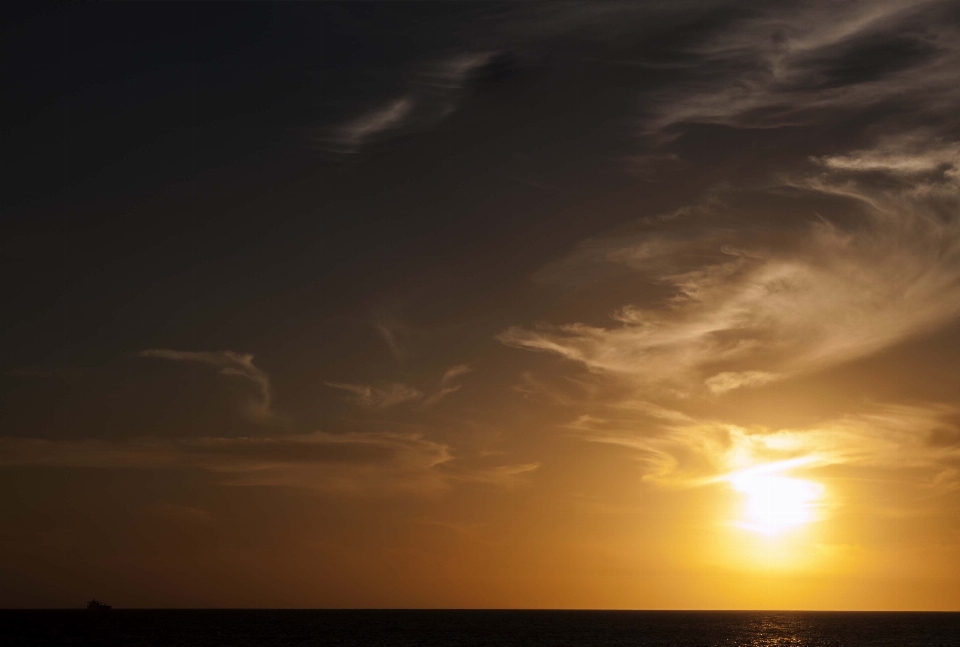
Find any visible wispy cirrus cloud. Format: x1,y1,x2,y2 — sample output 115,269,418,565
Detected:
324,381,423,409
643,0,960,136
0,431,449,495
567,402,960,499
331,97,415,152
440,364,472,385
424,364,474,406
500,136,960,395
375,318,411,361
452,461,541,489
322,51,508,153
812,136,960,184
326,364,473,409
0,430,537,496
139,349,274,421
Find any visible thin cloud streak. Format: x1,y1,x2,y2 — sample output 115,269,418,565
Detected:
321,51,503,153
451,462,541,489
332,97,415,152
813,137,960,183
424,364,473,406
0,431,448,495
441,364,473,385
375,321,409,361
423,385,461,407
326,364,472,409
139,349,274,421
0,431,538,496
324,381,423,409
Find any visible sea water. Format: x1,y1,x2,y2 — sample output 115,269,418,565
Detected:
2,609,958,646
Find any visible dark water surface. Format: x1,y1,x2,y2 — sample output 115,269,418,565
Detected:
2,610,958,646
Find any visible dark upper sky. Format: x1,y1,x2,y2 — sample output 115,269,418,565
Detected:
2,1,960,609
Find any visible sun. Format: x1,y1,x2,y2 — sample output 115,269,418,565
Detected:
728,469,824,536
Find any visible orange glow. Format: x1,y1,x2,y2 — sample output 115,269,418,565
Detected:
3,0,960,614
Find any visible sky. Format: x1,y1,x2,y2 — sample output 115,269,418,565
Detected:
2,1,960,610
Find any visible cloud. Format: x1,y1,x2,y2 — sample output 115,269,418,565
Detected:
423,386,461,407
375,320,409,361
426,52,505,90
568,402,960,497
511,372,577,407
641,0,960,135
704,371,777,395
500,137,960,395
0,430,538,496
322,51,505,153
452,462,541,489
423,364,474,406
532,225,728,287
139,349,274,421
440,364,473,385
331,97,415,152
319,2,958,155
0,431,450,495
813,136,960,184
518,1,958,399
326,364,472,409
324,382,422,409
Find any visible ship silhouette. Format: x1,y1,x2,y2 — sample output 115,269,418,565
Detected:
87,598,112,610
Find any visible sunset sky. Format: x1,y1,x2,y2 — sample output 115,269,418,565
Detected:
2,1,960,610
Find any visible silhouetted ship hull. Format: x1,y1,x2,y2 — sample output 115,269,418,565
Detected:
87,599,112,611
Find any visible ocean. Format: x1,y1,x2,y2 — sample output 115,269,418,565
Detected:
1,610,958,646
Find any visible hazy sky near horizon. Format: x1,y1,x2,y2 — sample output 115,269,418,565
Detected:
2,1,960,609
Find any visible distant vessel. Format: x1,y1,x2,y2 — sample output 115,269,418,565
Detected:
87,599,112,610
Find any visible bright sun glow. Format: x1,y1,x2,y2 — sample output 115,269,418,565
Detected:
729,469,824,536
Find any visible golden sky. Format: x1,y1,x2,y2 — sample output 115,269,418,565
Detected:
2,1,959,609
